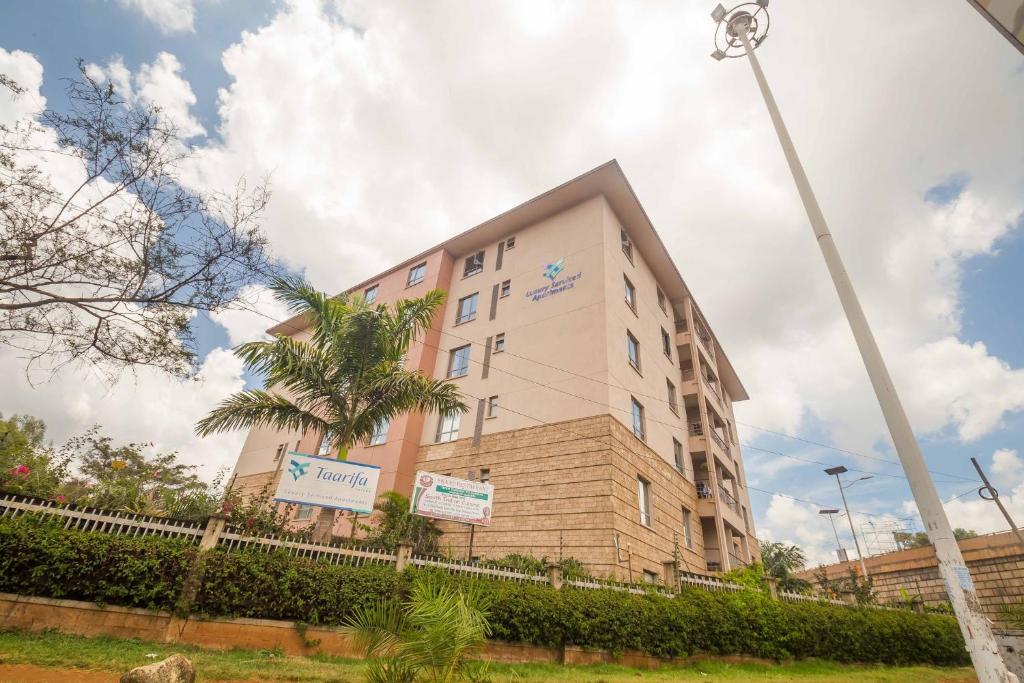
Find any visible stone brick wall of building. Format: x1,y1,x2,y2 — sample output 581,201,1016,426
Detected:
797,531,1024,627
416,414,708,580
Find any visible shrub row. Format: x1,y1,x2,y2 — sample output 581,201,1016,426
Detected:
0,516,969,666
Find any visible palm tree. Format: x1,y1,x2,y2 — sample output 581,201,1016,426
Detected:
759,541,811,593
342,576,492,683
196,276,468,540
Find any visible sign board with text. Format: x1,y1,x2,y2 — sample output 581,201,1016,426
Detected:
273,452,380,514
410,471,493,526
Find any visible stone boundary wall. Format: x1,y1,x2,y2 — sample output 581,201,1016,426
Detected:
796,531,1024,627
0,592,775,670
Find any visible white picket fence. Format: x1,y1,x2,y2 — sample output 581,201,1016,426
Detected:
0,492,866,607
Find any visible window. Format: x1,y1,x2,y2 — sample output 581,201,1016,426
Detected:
447,345,471,378
657,287,667,313
661,327,672,359
673,439,685,474
682,507,694,549
494,333,505,353
667,379,678,414
480,468,491,483
296,504,314,521
456,293,478,324
274,443,286,461
407,262,426,286
437,413,460,442
317,431,334,456
369,418,389,446
623,275,636,312
638,476,652,526
463,251,485,277
500,279,511,298
626,331,641,372
487,395,499,418
643,570,659,584
620,229,633,262
364,285,378,304
505,236,515,249
631,397,646,441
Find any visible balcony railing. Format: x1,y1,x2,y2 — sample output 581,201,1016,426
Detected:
681,367,695,382
703,376,722,400
696,480,713,500
719,484,738,511
728,552,746,568
708,428,728,454
688,421,704,437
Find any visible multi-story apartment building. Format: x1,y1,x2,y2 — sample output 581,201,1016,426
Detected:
227,161,758,580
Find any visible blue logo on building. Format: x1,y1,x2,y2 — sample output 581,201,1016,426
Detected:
288,459,310,481
543,258,566,282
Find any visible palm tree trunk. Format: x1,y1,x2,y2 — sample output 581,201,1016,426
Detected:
313,507,336,542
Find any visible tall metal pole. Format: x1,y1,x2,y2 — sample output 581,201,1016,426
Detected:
827,515,842,551
971,457,1024,548
727,13,1014,682
833,474,869,579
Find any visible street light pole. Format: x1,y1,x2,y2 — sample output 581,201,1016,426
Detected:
818,509,845,562
826,467,869,579
709,4,1015,681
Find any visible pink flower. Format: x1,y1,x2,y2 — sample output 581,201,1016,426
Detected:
12,465,30,477
55,495,66,503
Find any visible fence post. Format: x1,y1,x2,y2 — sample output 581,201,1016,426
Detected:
911,597,925,614
547,562,563,590
164,514,226,643
765,577,779,600
662,561,679,594
395,543,412,572
841,588,857,605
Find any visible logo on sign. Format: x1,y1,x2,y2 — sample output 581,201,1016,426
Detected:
525,257,582,302
288,459,310,481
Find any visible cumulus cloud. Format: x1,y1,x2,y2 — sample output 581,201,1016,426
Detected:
210,284,292,346
936,449,1024,535
116,0,196,35
88,52,205,139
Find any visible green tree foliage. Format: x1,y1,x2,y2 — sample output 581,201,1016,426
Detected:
363,491,442,555
196,277,468,538
814,566,875,605
0,413,71,497
343,575,493,683
757,541,811,593
894,528,978,549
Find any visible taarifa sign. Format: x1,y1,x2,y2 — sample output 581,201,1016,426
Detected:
273,452,380,514
410,471,493,526
524,257,582,302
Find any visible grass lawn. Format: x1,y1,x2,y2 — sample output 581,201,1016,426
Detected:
0,630,976,682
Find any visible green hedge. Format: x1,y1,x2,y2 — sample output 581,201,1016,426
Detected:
0,516,968,666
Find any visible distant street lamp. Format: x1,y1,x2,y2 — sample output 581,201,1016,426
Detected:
824,466,870,577
817,508,846,562
708,3,1014,679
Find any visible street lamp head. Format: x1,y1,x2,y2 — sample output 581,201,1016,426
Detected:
824,465,848,476
709,2,770,60
819,509,840,515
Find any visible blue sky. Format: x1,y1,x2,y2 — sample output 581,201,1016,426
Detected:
2,1,1023,565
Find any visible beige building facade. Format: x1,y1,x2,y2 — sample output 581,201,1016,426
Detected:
228,161,758,578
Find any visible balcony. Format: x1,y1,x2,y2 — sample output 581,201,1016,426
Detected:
696,479,713,500
708,428,728,455
718,483,738,512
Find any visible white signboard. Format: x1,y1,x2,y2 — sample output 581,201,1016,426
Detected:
274,452,380,514
410,471,493,526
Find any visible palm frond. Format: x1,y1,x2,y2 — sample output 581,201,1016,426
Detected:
339,600,410,658
194,390,329,437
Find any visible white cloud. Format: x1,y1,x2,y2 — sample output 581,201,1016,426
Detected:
117,0,196,35
210,284,292,346
992,448,1024,481
88,52,205,139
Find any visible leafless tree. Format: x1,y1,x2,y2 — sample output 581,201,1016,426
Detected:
0,62,278,380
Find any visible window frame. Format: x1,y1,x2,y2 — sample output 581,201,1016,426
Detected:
620,229,633,263
369,418,390,446
631,397,646,441
500,279,511,298
407,262,427,287
463,250,485,277
657,287,667,313
494,332,505,353
505,236,515,250
455,292,478,325
623,274,637,312
673,438,685,475
638,475,652,527
682,507,694,548
363,285,378,304
480,467,491,483
661,327,672,359
447,344,471,378
296,504,314,521
626,330,641,373
317,431,334,456
667,378,678,414
486,395,498,418
437,412,460,443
